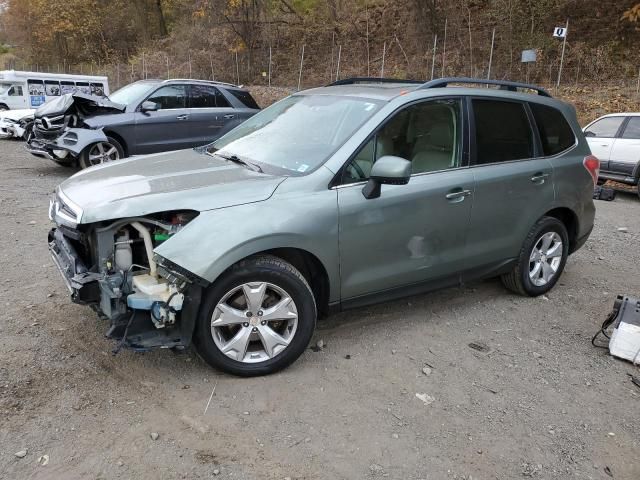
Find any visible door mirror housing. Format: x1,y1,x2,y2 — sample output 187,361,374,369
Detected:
140,100,159,112
362,155,412,199
583,130,595,138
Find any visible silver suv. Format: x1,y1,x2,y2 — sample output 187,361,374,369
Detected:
48,77,597,376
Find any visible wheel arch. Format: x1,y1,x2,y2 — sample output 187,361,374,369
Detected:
222,247,331,319
102,129,128,157
543,207,579,252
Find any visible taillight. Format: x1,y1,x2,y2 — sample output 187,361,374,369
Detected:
583,155,600,186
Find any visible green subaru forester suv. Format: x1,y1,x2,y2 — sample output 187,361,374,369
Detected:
48,77,597,376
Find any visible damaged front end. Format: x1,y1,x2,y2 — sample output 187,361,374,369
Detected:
27,93,124,162
48,190,205,351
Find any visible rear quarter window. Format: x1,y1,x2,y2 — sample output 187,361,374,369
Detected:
530,103,576,156
228,89,260,109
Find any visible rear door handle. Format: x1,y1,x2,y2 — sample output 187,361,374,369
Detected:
530,173,550,183
445,189,472,201
176,114,188,120
223,114,235,120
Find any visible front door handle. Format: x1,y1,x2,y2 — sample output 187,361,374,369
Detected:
223,114,235,120
530,172,550,183
176,114,188,120
445,189,472,201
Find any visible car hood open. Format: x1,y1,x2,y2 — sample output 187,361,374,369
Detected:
58,149,285,223
35,92,125,118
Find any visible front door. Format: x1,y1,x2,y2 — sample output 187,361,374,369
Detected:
134,84,193,154
337,98,474,301
608,117,640,180
464,98,555,272
584,116,626,171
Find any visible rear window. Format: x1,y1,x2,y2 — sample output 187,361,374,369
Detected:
228,89,259,109
472,99,534,164
530,103,576,156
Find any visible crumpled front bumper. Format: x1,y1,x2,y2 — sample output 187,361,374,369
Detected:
27,127,109,160
48,228,100,304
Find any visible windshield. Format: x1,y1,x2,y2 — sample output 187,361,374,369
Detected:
208,94,383,174
109,81,157,105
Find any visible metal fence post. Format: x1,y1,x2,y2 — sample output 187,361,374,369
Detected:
297,44,305,91
380,42,386,78
487,28,495,80
336,45,342,81
268,46,272,87
441,18,447,78
235,52,240,85
430,35,437,80
556,18,569,88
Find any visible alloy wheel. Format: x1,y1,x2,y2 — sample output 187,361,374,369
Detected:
528,231,563,287
210,282,298,363
87,141,120,166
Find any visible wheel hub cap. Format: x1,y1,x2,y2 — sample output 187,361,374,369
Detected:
528,232,563,287
210,282,298,364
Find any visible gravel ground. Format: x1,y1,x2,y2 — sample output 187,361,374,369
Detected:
0,139,639,480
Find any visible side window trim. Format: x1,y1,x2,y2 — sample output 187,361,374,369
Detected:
524,102,545,158
468,96,537,167
330,95,469,188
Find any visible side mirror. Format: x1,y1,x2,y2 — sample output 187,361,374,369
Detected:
362,155,412,199
140,100,159,112
584,130,595,138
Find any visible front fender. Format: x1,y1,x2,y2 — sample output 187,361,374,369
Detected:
154,189,341,303
50,127,109,156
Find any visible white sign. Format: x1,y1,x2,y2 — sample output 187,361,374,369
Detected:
521,49,537,63
553,27,567,38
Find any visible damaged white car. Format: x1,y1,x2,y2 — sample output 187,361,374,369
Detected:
0,108,34,139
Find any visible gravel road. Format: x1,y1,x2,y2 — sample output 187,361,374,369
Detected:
0,140,639,480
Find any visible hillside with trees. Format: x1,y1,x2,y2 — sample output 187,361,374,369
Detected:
0,1,638,119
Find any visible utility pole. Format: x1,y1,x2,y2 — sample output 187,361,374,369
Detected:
556,18,569,88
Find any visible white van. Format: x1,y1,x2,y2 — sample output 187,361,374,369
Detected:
0,71,110,110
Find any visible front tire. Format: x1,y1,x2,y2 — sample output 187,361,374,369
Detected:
194,255,317,376
79,136,124,169
501,216,569,297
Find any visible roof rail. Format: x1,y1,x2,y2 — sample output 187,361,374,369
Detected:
164,78,240,88
328,77,423,87
419,77,552,97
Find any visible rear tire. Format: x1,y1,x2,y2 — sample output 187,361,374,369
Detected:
194,255,317,376
501,216,569,297
79,136,124,169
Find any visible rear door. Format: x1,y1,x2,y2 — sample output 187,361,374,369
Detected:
187,84,236,145
608,117,640,181
133,84,192,154
464,98,555,275
583,116,626,171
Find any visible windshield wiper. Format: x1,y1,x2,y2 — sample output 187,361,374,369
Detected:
212,152,263,173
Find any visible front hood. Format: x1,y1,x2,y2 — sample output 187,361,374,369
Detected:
35,93,125,118
58,149,285,224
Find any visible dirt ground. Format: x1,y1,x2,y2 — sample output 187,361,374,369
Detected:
0,139,639,480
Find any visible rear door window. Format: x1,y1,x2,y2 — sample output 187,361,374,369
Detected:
529,103,576,156
189,85,230,108
621,117,640,139
584,117,625,138
146,85,187,109
472,99,534,164
229,89,259,109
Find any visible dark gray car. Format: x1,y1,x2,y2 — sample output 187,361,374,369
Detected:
26,79,260,168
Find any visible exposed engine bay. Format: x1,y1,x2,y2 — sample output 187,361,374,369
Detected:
48,205,205,352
